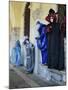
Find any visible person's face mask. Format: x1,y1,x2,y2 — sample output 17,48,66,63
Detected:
36,24,40,30
26,40,29,44
50,17,53,22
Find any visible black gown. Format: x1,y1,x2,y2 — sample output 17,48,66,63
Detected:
47,22,63,70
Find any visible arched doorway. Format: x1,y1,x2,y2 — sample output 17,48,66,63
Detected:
24,2,30,37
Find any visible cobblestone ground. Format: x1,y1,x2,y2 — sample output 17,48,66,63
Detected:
9,69,31,89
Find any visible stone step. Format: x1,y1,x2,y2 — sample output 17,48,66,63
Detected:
48,69,66,85
37,64,66,85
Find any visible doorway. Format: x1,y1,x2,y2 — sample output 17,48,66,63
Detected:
24,2,30,37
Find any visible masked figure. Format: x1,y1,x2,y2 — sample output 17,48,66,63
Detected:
36,21,48,64
11,40,21,66
45,9,63,70
23,37,35,73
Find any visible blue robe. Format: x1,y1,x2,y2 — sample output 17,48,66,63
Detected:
36,22,48,64
11,40,22,66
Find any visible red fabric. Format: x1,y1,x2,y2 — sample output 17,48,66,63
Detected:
45,14,56,22
45,15,53,32
45,15,50,22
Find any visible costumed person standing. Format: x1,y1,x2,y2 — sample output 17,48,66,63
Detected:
35,21,48,64
23,36,35,73
45,9,61,70
11,40,21,66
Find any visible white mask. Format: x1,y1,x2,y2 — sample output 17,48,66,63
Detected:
50,17,53,22
26,40,29,44
36,24,40,30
